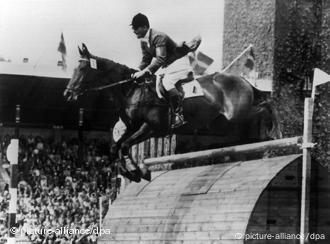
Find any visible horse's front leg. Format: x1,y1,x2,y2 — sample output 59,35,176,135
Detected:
119,122,154,182
121,123,154,155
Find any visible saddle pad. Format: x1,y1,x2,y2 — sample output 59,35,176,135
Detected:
182,80,204,98
156,77,204,99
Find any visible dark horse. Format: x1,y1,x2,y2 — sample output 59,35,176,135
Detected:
64,44,281,182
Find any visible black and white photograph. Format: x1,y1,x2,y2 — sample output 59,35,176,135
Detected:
0,0,329,243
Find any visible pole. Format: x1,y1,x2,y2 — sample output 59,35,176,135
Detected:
7,105,20,243
15,105,20,138
7,139,19,244
300,98,314,244
99,196,102,229
78,108,84,164
311,85,316,101
144,136,302,166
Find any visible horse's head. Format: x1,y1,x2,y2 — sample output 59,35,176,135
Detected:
64,43,99,101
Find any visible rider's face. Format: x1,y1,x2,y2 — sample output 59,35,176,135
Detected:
133,26,148,39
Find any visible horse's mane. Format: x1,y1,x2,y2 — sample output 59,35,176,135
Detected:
89,54,136,85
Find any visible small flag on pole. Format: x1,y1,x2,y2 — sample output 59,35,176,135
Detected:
221,44,256,78
311,68,330,99
58,32,67,70
188,51,214,75
221,45,272,92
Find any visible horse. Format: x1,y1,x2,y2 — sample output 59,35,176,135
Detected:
64,43,281,182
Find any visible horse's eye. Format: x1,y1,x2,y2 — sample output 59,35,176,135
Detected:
79,64,88,71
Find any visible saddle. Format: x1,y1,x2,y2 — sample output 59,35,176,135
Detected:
157,75,205,100
157,76,206,129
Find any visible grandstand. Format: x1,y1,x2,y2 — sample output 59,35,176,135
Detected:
0,62,120,243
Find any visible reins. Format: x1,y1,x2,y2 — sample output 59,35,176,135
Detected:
87,78,134,92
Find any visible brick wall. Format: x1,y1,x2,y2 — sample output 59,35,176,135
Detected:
315,0,330,167
223,0,275,78
223,0,329,167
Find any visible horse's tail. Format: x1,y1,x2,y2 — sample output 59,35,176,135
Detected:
251,85,269,105
256,101,282,140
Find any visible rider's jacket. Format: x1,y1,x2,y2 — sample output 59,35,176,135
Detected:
139,28,187,74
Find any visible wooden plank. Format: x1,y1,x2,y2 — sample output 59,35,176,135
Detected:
300,98,313,244
144,137,302,166
119,189,265,200
109,208,253,220
109,212,251,223
111,202,257,215
108,217,246,228
113,195,257,208
138,142,145,164
144,139,150,159
110,221,246,233
163,136,171,156
157,137,164,157
170,135,176,154
110,230,247,241
149,137,156,158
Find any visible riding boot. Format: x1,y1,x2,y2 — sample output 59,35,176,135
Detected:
168,88,186,128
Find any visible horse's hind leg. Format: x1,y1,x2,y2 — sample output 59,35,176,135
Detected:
246,104,276,142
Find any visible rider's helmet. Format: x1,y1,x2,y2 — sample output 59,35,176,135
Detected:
130,13,150,30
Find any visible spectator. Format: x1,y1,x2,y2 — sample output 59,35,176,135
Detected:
0,135,119,243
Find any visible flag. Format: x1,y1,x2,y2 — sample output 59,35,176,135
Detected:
221,45,272,92
313,68,330,87
58,32,66,55
188,51,214,75
57,32,67,70
311,68,330,99
222,44,257,80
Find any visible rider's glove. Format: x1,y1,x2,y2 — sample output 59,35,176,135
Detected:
131,69,151,80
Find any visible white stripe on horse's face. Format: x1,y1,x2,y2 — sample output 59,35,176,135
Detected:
65,59,89,101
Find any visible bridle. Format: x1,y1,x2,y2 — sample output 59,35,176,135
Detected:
65,57,136,96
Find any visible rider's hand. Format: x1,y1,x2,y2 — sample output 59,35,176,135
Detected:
131,69,151,80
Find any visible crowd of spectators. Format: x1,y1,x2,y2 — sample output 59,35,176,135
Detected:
0,134,119,243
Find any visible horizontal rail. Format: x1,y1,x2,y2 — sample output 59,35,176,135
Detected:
144,136,302,166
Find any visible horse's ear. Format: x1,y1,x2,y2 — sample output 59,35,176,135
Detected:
81,43,90,56
78,45,83,56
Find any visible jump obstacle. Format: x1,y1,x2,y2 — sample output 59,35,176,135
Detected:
99,98,330,244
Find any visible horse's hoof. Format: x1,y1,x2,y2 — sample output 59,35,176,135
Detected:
140,168,151,182
120,168,141,182
139,163,151,181
127,170,141,183
121,156,142,182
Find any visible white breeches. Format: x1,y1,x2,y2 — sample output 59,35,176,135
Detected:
157,56,192,91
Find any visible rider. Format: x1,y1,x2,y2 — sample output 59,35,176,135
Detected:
130,13,201,128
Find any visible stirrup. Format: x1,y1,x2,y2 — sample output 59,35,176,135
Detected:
172,113,186,129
